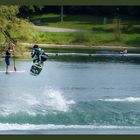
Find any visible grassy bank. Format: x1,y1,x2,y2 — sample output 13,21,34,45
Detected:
33,31,140,47
25,44,140,54
1,13,140,57
29,14,140,47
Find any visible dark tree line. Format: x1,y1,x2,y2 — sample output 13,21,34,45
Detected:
18,6,140,18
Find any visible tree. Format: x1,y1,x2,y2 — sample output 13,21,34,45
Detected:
0,5,19,29
0,5,35,54
0,5,19,51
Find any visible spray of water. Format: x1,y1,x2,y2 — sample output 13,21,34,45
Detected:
0,88,75,116
99,97,140,102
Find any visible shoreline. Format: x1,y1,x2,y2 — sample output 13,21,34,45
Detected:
1,43,140,59
1,53,140,60
21,42,140,49
21,43,140,54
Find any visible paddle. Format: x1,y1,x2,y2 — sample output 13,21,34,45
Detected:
13,50,16,72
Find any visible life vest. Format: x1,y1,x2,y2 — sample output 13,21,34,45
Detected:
5,49,11,58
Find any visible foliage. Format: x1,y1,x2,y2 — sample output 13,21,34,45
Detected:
0,5,35,42
72,32,91,44
0,5,36,55
0,5,19,29
18,6,140,18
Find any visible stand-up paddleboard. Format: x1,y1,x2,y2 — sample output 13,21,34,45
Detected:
0,70,25,73
30,63,43,76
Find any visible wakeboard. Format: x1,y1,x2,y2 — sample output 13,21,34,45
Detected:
30,63,43,76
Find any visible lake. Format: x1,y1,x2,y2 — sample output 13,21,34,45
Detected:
0,55,140,134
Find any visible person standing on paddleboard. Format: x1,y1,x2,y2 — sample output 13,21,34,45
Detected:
5,46,15,74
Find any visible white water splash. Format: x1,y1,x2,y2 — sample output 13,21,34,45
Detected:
99,97,140,102
0,123,140,131
0,88,75,116
41,89,75,112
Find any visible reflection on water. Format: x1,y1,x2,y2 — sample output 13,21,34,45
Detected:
49,55,140,64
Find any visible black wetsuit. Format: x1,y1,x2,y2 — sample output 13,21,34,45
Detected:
5,49,11,65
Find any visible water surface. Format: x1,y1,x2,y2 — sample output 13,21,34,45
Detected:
0,56,140,134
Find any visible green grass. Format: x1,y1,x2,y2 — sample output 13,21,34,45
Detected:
27,13,140,48
29,13,140,32
29,14,113,30
33,31,140,47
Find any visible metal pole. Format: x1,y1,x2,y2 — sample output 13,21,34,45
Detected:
61,5,63,22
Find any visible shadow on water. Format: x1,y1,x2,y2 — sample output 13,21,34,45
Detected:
48,55,140,64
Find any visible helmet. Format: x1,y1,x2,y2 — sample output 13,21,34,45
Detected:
33,45,39,49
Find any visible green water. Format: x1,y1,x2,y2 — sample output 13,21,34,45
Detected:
0,55,140,134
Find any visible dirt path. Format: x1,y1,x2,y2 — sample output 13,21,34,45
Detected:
34,25,88,32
